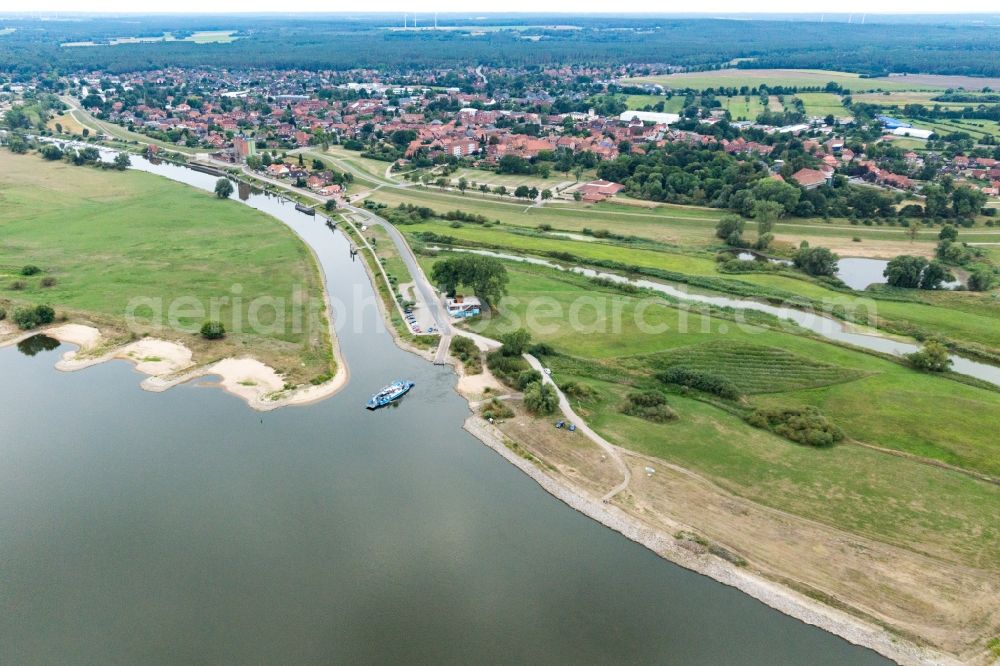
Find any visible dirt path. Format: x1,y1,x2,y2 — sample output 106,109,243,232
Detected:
522,354,631,502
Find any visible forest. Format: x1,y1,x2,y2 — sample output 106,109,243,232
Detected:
1,15,999,77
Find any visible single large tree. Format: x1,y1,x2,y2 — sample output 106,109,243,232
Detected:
794,246,839,277
715,215,745,247
884,255,927,289
431,255,509,306
751,200,783,250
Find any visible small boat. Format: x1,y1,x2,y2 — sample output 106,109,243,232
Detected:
366,380,415,409
295,203,316,216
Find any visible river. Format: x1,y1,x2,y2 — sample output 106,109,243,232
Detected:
0,149,889,663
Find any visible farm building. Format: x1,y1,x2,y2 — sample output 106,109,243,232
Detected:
618,110,680,125
891,127,934,140
877,115,912,130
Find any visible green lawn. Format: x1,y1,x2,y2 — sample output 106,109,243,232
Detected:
402,215,1000,352
440,166,583,192
0,151,332,383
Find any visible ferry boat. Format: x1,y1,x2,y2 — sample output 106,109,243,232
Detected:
366,380,415,409
295,203,316,216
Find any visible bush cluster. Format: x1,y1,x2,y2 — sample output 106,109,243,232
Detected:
200,320,226,340
745,407,844,447
486,350,530,387
620,391,676,423
449,336,482,374
656,366,740,399
481,398,514,421
12,304,56,330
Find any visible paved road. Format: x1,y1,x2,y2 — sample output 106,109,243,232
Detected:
346,203,453,337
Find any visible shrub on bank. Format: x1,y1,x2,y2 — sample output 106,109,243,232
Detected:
486,350,530,387
481,398,514,421
12,304,55,330
449,336,482,374
200,320,226,340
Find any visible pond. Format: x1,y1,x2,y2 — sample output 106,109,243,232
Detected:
837,257,963,291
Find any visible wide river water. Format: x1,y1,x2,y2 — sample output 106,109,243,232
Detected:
0,151,888,663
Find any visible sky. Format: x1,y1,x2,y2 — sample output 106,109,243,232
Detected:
8,3,1000,14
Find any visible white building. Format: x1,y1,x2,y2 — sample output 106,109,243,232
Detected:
446,296,481,318
618,111,680,125
892,127,934,140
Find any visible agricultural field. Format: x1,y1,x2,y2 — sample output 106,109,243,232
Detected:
0,151,332,383
624,68,949,92
878,73,1000,90
624,94,685,112
852,90,986,109
907,117,1000,139
61,30,238,47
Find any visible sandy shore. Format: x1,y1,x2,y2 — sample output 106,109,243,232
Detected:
460,414,955,666
0,323,348,411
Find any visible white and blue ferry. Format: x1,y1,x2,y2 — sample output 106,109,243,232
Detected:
366,380,415,409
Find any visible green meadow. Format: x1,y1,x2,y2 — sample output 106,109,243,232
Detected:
0,151,332,383
403,219,1000,354
439,258,1000,567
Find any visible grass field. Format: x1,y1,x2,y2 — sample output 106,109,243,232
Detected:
0,151,332,383
794,92,850,118
436,166,582,192
719,95,767,120
45,111,87,136
451,260,1000,564
624,94,685,112
62,98,201,155
625,69,949,92
907,117,1000,140
402,216,1000,352
311,146,392,185
852,91,990,110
